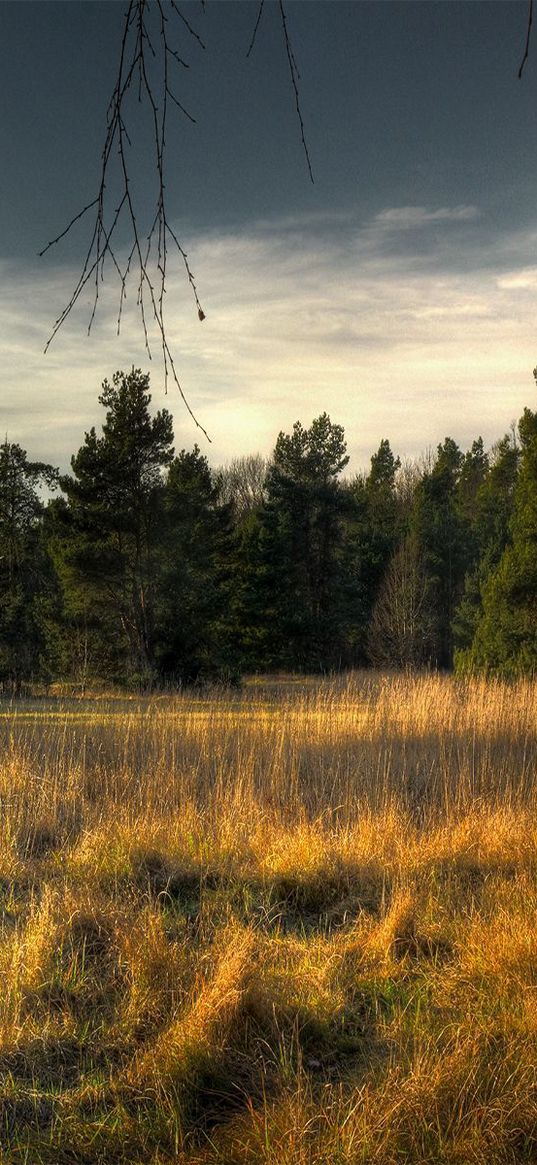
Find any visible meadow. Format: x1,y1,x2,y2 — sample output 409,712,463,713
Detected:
2,672,537,1163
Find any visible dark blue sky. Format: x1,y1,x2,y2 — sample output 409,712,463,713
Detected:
2,2,537,249
2,1,537,470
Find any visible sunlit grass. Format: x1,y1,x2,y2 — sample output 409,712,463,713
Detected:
2,672,537,1162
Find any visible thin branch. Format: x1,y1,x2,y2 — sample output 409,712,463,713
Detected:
519,0,533,78
40,0,312,440
39,197,100,257
40,0,209,439
246,1,265,58
278,1,314,183
169,0,206,50
165,84,196,122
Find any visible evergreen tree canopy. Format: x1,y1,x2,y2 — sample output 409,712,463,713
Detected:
410,437,470,667
236,414,351,671
7,365,537,688
453,432,519,661
344,438,402,663
0,443,58,688
54,369,174,683
271,413,349,485
461,405,537,676
156,446,234,683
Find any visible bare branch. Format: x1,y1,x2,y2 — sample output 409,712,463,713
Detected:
40,0,312,440
38,197,100,257
165,84,196,122
169,0,206,50
278,1,314,184
246,1,265,59
40,0,209,438
519,0,533,78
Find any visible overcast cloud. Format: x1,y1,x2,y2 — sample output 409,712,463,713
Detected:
2,205,536,473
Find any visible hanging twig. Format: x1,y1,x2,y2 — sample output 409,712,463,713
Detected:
246,1,265,58
247,0,313,183
278,0,314,184
40,0,313,439
40,0,209,440
519,0,533,78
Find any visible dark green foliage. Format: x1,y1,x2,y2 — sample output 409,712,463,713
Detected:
410,438,469,667
458,407,537,676
49,373,236,687
453,433,519,660
0,442,58,690
457,437,489,525
8,363,537,685
52,369,174,685
229,508,278,670
359,439,402,591
345,439,402,662
156,447,235,683
233,414,351,671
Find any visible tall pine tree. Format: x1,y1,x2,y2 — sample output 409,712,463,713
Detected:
0,443,58,690
156,447,235,683
52,369,173,685
234,414,350,671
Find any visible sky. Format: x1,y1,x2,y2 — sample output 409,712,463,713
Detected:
2,0,537,474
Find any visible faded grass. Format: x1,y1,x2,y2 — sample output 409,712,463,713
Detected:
1,673,537,1161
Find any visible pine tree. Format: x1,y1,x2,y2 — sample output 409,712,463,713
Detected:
453,432,519,663
235,414,350,671
156,447,235,683
345,438,402,663
52,369,174,685
0,442,58,690
460,406,537,675
410,437,469,667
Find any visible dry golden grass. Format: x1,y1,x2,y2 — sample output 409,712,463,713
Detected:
2,672,537,1162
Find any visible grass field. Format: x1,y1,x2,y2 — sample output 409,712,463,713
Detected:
2,672,537,1163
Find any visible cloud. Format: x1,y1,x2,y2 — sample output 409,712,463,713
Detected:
0,206,536,474
251,209,356,234
497,267,537,290
373,205,480,230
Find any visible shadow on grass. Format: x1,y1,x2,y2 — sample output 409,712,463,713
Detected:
141,858,391,937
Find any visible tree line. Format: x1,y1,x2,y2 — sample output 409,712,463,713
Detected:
2,366,537,690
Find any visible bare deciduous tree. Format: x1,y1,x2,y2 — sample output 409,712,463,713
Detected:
216,453,269,520
368,534,435,668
